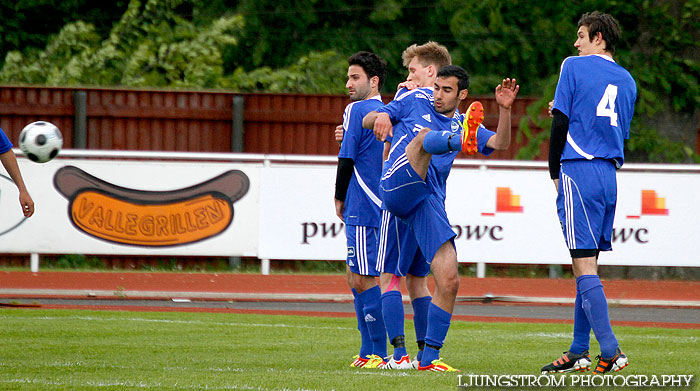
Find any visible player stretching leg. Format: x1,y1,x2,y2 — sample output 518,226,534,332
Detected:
365,66,518,371
334,52,389,369
540,11,636,375
376,42,452,370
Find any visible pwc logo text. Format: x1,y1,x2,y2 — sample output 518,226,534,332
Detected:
54,166,249,247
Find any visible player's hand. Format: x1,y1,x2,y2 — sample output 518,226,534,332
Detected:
334,199,345,221
548,100,554,117
397,81,420,91
373,113,393,141
19,190,34,218
495,78,519,110
334,125,344,145
553,179,560,193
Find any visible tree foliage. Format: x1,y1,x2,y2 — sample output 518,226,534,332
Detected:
1,0,243,88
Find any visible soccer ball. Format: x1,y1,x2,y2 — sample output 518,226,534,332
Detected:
18,121,63,163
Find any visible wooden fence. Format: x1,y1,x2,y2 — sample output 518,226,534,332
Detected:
0,85,548,160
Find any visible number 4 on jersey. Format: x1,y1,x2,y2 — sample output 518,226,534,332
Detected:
596,84,618,126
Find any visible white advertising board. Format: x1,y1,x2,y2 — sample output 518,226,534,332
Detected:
0,155,260,256
258,160,700,267
258,163,346,260
2,152,698,267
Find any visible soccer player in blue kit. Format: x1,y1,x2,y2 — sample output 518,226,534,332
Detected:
0,127,34,217
375,42,452,370
333,43,452,370
333,51,388,369
364,66,519,371
540,11,636,375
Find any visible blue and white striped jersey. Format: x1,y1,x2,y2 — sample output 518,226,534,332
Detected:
338,95,385,227
553,54,636,167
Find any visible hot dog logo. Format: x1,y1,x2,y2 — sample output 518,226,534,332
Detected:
54,166,249,247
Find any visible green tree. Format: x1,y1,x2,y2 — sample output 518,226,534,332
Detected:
0,0,244,88
0,0,129,68
0,0,697,162
509,0,700,163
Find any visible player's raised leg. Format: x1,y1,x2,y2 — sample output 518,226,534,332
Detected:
422,101,484,155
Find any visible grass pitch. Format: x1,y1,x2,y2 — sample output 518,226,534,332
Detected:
0,309,697,390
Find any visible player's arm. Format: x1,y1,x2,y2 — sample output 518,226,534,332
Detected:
548,109,569,191
0,149,34,217
334,157,354,221
363,111,393,142
486,78,519,150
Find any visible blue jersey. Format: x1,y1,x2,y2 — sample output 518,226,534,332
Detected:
379,88,495,201
0,127,13,154
553,54,636,167
339,95,385,227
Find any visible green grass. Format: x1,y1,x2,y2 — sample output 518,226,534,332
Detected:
0,309,698,390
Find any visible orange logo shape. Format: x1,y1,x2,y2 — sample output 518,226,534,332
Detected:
627,190,668,219
482,187,523,216
496,187,524,213
54,166,249,247
641,190,668,215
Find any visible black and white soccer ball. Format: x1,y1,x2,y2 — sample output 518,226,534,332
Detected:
18,121,63,163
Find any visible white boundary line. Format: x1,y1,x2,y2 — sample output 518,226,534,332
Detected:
2,289,699,308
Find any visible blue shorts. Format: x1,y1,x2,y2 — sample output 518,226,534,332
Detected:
346,224,380,276
556,159,617,251
376,210,430,277
380,157,456,263
380,153,430,218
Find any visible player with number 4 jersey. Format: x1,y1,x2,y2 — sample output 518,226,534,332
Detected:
542,11,636,376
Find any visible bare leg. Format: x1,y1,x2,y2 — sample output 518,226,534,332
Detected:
406,274,430,301
572,256,597,277
428,241,459,313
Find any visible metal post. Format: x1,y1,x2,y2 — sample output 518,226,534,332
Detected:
549,264,563,279
476,262,486,278
261,259,270,275
73,91,87,149
232,96,245,152
229,256,241,269
30,253,39,273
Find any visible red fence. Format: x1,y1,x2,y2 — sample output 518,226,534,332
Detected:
0,85,548,160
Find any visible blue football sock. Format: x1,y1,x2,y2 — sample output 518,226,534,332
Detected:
421,302,452,367
412,296,431,361
352,288,372,358
569,287,591,354
422,130,461,155
359,286,388,358
578,275,619,358
382,290,407,360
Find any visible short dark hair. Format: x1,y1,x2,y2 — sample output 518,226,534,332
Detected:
436,65,470,91
578,11,621,55
348,51,387,91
